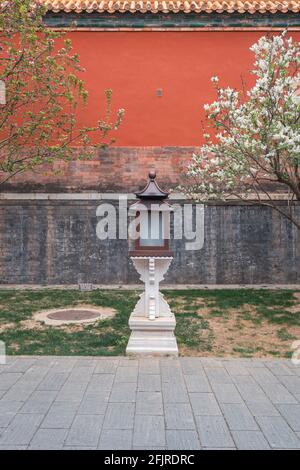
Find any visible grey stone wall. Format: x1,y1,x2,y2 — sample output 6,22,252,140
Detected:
0,197,299,285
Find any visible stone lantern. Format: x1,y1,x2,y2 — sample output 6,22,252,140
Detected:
126,170,178,356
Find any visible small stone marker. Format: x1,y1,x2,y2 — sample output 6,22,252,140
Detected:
78,283,94,292
0,80,6,105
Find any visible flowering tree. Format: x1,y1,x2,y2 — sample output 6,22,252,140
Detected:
0,0,124,187
185,32,300,230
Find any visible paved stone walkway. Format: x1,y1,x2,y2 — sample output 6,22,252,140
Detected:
0,356,300,450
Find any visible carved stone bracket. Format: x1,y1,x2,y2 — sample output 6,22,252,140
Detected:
126,256,178,356
131,256,173,320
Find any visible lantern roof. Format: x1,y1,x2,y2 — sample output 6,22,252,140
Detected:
135,170,169,200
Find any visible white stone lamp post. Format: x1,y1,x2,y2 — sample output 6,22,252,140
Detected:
126,170,178,356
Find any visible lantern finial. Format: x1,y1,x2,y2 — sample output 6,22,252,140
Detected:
149,169,156,180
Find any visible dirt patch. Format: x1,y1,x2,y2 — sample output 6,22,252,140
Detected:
293,292,300,302
20,316,85,332
20,319,45,330
287,294,300,313
172,296,210,315
171,296,187,306
207,313,283,357
210,304,300,357
196,306,213,316
0,322,15,333
287,305,300,314
175,299,300,358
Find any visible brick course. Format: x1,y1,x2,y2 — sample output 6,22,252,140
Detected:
0,147,195,193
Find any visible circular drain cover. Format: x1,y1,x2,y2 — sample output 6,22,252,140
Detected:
47,310,100,321
34,306,116,326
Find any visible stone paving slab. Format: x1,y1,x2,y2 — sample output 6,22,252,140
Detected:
110,382,137,403
0,356,300,450
28,428,68,450
66,414,104,447
256,416,300,449
264,362,294,377
278,375,300,395
139,359,160,375
245,400,280,417
231,430,271,450
37,372,70,391
180,358,204,375
195,415,235,448
0,373,23,391
103,403,135,430
220,403,259,431
0,413,44,446
259,382,298,404
184,372,211,393
162,381,189,403
164,403,195,430
78,390,110,414
98,429,133,450
276,404,300,432
41,401,78,429
136,392,163,416
115,367,138,384
138,374,161,392
189,393,222,416
211,383,244,404
166,430,201,450
94,359,119,375
133,415,165,448
20,390,57,414
295,394,300,403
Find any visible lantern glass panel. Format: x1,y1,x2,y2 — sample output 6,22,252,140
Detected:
140,211,164,247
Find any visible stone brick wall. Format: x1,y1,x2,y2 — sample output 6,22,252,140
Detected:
0,197,299,285
0,147,194,193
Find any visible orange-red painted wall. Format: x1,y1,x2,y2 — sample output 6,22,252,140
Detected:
65,31,300,146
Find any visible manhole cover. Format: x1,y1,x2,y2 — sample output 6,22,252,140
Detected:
48,310,101,321
33,306,116,326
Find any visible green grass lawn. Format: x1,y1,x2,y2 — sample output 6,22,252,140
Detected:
0,288,299,357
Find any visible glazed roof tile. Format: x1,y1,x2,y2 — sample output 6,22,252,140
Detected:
41,0,300,14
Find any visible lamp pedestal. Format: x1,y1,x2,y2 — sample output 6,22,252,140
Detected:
126,256,178,356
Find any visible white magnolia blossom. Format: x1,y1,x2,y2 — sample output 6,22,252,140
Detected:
186,31,300,214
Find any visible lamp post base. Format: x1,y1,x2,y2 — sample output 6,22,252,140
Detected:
126,255,178,356
126,316,178,357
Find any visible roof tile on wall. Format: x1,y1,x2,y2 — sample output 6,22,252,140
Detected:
40,0,300,14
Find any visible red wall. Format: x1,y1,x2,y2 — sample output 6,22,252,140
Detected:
67,30,300,146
